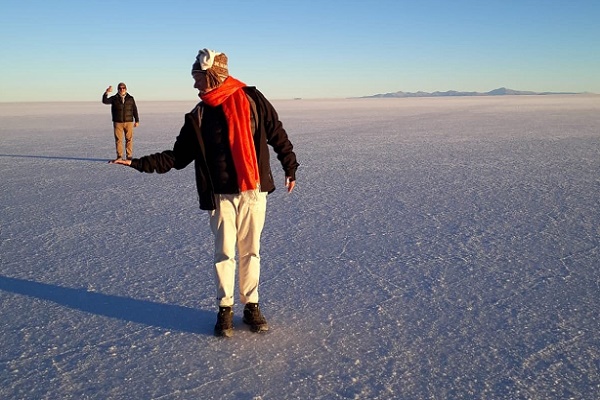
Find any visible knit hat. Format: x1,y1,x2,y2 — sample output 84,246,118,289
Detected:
192,48,229,87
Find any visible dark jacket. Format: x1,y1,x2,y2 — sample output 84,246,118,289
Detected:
102,93,140,123
129,87,299,210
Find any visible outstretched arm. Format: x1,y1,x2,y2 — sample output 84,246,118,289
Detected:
107,110,200,172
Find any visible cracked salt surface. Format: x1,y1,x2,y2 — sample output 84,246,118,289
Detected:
1,96,599,399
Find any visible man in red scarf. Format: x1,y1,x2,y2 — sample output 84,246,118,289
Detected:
111,48,299,338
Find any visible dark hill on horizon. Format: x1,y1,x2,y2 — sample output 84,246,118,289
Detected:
361,87,586,98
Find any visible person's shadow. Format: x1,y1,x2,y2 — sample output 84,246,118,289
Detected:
0,275,214,335
0,153,111,163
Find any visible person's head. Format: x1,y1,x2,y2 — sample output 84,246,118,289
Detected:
191,49,229,96
118,83,127,95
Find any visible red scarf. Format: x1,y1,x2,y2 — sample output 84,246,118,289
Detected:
201,77,260,192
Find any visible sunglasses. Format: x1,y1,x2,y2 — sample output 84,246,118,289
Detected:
118,87,127,90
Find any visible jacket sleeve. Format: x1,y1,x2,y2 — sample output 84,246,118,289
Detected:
132,98,139,123
102,93,112,104
129,111,199,174
252,89,299,180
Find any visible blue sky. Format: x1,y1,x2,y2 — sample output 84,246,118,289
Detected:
1,0,598,102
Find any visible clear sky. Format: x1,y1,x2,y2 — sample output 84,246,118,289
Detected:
1,0,599,102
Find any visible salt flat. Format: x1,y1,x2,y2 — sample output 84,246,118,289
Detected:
1,95,599,399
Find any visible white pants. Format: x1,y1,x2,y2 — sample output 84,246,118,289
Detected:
209,191,267,307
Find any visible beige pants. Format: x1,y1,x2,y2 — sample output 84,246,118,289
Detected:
113,122,134,159
209,191,267,307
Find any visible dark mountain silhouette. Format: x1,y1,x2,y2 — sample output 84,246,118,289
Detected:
362,87,583,98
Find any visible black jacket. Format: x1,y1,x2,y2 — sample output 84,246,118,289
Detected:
129,87,299,210
102,93,140,123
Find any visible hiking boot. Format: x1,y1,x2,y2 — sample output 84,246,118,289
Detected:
243,303,269,332
214,306,234,337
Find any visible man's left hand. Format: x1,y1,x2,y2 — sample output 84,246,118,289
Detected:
285,177,295,193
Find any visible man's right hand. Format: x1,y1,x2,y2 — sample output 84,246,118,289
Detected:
109,159,131,166
106,85,113,93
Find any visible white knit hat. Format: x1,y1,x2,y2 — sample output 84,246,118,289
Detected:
192,48,228,78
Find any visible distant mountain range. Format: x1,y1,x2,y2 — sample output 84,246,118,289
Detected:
362,87,585,98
